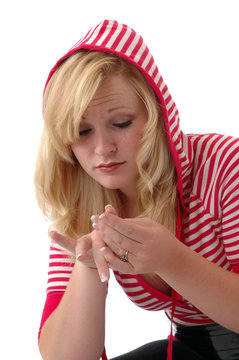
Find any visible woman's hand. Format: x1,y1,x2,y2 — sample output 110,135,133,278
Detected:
50,229,110,282
94,207,177,275
49,205,125,282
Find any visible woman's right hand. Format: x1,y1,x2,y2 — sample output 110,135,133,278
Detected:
50,229,110,283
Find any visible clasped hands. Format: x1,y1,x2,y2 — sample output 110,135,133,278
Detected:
50,205,176,283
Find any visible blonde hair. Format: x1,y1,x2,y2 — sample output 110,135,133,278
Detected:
34,50,177,238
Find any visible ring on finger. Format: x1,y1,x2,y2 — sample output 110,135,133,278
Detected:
120,250,129,262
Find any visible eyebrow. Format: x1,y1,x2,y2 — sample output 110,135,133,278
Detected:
82,107,135,120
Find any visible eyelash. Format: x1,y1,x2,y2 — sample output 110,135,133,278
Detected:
79,129,91,136
113,120,132,128
79,120,132,136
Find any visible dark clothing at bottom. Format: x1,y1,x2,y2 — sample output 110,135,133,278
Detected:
110,339,205,360
110,323,239,360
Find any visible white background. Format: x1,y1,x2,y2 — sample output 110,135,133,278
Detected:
1,0,239,359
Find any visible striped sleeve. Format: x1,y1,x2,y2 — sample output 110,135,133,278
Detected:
220,140,239,270
39,245,108,359
38,244,75,340
47,243,75,293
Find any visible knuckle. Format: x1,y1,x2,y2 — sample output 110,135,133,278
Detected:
126,227,134,237
117,247,125,256
77,235,87,245
75,243,81,252
117,237,123,246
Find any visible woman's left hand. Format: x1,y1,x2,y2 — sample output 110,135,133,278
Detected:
94,207,177,275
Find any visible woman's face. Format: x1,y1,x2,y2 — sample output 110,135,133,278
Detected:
71,74,147,199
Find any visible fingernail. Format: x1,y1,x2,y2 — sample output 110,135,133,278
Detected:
99,213,105,220
90,215,97,223
76,253,83,261
92,222,98,229
100,273,108,282
105,204,112,210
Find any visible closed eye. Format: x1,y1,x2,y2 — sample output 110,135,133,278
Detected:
79,128,91,136
113,120,132,128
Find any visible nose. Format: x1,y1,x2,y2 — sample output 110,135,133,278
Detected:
94,131,117,156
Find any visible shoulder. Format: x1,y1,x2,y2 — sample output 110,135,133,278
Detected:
188,133,239,172
185,134,239,217
188,132,239,153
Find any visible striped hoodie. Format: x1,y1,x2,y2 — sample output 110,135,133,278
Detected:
39,20,239,360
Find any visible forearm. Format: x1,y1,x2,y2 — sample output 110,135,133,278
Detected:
158,240,239,333
39,261,107,360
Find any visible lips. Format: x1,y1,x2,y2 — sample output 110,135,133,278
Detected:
97,162,125,168
96,161,126,172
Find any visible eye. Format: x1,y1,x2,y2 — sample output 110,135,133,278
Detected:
113,120,132,128
79,128,91,136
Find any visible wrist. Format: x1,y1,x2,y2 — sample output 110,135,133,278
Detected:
157,232,185,274
157,240,190,288
74,261,107,286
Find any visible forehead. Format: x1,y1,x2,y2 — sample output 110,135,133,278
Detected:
85,74,140,111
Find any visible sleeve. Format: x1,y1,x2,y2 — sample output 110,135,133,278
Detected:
38,243,75,340
220,139,239,273
38,244,108,360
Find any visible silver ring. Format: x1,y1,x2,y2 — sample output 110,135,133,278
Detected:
120,250,128,262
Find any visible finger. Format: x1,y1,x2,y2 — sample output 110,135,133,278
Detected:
91,211,126,257
104,204,118,215
92,231,110,282
99,213,144,243
75,234,93,261
90,204,117,229
102,240,126,258
100,246,135,274
50,231,76,254
98,223,139,255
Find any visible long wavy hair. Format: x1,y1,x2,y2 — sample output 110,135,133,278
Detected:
34,50,177,239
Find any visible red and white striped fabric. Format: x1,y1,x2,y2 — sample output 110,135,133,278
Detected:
40,20,239,360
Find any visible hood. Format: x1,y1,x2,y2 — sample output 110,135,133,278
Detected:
45,19,193,210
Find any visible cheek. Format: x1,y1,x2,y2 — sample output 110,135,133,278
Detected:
71,145,86,166
74,154,90,176
127,132,143,153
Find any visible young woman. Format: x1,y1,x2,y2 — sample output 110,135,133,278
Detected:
35,20,239,360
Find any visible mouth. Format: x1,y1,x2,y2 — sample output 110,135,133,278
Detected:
96,161,126,172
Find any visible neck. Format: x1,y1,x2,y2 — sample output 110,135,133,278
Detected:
119,190,139,218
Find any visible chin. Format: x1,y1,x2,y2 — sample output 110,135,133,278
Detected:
102,183,120,190
98,180,123,190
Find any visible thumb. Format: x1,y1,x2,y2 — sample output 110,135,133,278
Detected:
75,234,92,260
92,230,110,282
50,231,76,254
